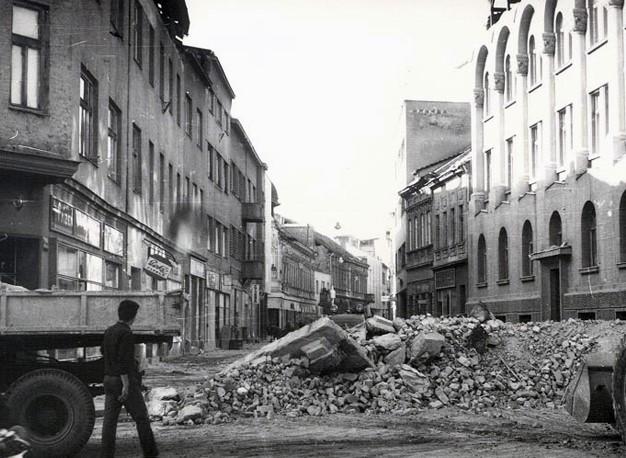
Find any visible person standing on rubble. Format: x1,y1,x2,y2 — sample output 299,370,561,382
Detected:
100,300,159,458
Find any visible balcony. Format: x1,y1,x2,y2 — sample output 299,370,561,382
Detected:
242,202,264,223
242,259,264,280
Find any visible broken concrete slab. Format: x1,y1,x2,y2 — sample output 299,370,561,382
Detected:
383,345,406,368
176,405,203,423
301,337,345,373
148,386,180,402
223,317,373,374
392,317,406,332
365,315,396,335
372,333,402,351
408,332,445,362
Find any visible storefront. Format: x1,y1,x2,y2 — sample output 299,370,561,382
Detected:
433,264,467,317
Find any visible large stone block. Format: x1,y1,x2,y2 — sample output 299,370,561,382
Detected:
365,316,396,335
372,333,402,351
223,317,373,374
408,332,445,362
383,345,406,367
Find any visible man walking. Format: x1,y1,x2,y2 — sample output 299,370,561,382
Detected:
101,300,158,457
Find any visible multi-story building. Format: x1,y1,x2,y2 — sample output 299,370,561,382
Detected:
266,218,318,332
467,0,626,322
394,100,471,318
0,0,266,351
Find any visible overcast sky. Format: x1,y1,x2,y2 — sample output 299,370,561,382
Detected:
185,0,487,240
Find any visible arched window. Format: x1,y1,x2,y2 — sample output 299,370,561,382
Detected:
484,72,490,117
522,221,534,276
505,55,513,101
529,35,537,86
581,201,598,268
620,192,626,262
555,13,565,67
477,234,487,283
549,211,563,246
498,228,509,280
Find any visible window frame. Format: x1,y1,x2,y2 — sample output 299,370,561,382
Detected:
79,66,98,162
132,123,142,194
107,99,121,183
132,0,143,67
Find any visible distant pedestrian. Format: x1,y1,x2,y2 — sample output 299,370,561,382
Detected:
101,300,158,458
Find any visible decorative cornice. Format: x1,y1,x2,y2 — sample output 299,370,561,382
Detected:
573,8,588,33
516,54,529,76
494,72,505,93
609,0,624,8
0,147,80,183
473,88,484,107
542,32,556,56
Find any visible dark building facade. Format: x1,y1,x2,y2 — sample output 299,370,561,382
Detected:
0,0,267,351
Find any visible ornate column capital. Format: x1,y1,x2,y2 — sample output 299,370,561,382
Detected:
473,88,484,107
542,32,556,56
516,54,528,76
608,0,624,8
494,72,505,93
573,8,588,33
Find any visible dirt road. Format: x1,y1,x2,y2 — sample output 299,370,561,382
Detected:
82,407,624,457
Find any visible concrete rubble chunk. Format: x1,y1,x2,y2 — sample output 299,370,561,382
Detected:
383,345,406,368
224,317,373,374
392,317,406,331
408,332,445,362
372,333,403,351
148,386,180,402
176,405,203,423
365,315,396,336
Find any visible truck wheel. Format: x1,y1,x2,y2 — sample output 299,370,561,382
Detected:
7,369,95,457
613,342,626,443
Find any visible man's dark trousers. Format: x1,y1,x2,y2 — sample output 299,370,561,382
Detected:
101,375,158,457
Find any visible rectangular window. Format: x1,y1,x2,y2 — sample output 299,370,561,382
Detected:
168,58,173,114
589,0,608,46
216,154,223,188
530,123,541,181
435,215,440,249
207,216,213,251
442,211,447,248
208,143,214,180
224,162,230,195
484,149,492,194
79,68,98,160
163,159,168,214
185,94,192,136
110,0,124,37
557,105,572,168
209,90,215,114
148,141,154,204
426,211,431,245
11,3,46,110
196,109,203,148
159,43,164,101
506,137,513,191
590,86,609,157
450,208,456,244
132,1,143,67
458,206,464,242
132,124,142,194
184,177,190,204
176,74,181,125
107,100,121,182
148,24,155,86
176,172,181,209
216,100,223,126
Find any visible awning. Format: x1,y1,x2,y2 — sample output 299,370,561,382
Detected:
0,147,79,184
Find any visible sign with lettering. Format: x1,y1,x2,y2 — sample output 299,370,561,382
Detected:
222,274,232,292
435,268,455,290
51,199,73,233
104,225,124,256
206,269,220,290
145,254,172,280
75,209,101,248
190,257,205,278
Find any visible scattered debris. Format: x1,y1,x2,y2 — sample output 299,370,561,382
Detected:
151,315,602,425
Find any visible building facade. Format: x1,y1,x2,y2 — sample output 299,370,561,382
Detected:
468,0,626,322
393,100,471,318
0,0,267,351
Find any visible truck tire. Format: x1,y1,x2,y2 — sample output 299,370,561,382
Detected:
613,341,626,443
7,368,95,457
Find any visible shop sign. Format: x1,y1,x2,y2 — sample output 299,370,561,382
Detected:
435,268,455,290
190,257,205,278
145,254,172,279
222,274,232,292
381,295,391,302
51,199,73,232
206,269,220,290
104,225,124,256
251,284,260,304
75,209,101,248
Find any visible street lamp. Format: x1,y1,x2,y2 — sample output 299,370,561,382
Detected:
329,252,343,313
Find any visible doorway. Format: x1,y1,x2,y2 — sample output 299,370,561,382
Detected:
549,268,561,321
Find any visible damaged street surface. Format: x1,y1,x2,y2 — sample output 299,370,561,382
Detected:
82,314,626,457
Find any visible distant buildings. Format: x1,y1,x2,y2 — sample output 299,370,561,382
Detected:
393,100,471,318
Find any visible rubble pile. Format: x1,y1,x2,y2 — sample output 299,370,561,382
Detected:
150,315,604,425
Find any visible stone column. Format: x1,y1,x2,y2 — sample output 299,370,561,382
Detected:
542,32,558,184
471,88,486,212
493,71,507,204
515,54,530,196
607,0,626,163
572,7,589,174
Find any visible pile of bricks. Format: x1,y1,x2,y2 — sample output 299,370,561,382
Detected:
150,315,604,425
